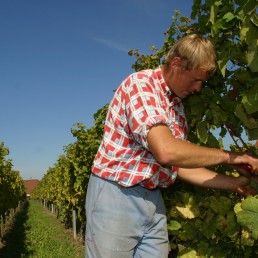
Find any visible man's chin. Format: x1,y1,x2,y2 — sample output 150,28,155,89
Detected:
180,94,188,99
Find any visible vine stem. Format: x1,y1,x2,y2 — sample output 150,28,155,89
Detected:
226,125,257,157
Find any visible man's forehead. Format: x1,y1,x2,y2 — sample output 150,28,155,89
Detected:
193,68,210,81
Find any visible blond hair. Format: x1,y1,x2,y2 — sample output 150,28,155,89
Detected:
164,34,217,75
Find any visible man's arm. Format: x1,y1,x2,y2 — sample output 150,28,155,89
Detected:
147,124,258,174
177,167,257,196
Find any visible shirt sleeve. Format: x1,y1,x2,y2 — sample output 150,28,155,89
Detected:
124,72,171,150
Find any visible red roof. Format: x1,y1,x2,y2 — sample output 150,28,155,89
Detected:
23,179,40,194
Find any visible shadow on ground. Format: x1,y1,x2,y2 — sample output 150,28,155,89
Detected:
0,201,33,258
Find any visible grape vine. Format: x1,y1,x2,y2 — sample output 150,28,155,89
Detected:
0,142,25,220
31,0,258,256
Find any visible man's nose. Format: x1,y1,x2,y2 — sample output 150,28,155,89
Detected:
193,82,202,93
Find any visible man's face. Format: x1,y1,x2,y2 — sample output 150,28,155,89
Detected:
168,65,209,99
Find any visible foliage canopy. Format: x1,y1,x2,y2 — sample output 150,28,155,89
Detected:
32,0,258,256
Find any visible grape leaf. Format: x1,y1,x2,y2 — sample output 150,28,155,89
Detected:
178,249,198,257
235,196,258,240
176,205,200,219
167,220,181,231
242,84,258,114
196,121,208,144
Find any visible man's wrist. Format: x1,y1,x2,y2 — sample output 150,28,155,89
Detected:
222,150,236,165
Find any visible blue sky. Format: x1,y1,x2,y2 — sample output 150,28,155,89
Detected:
1,0,195,180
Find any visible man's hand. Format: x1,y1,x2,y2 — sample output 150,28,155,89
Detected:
234,175,257,197
229,153,258,176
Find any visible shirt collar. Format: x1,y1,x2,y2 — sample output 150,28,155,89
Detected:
154,66,182,106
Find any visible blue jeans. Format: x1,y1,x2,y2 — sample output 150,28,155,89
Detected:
85,174,169,258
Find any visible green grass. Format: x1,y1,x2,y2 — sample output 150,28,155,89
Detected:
0,200,85,258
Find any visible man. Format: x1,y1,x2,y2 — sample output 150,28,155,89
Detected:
85,34,258,258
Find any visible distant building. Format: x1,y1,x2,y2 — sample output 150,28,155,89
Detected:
23,179,39,198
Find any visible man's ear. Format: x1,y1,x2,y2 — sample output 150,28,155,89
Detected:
169,57,181,69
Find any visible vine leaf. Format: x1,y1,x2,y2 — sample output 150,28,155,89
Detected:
167,220,181,231
235,104,258,129
209,196,232,216
247,128,258,141
178,249,198,257
242,84,258,114
235,196,258,240
217,58,228,76
196,121,208,144
187,95,205,116
175,203,200,219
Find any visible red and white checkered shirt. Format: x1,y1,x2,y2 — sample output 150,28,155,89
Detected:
92,66,188,188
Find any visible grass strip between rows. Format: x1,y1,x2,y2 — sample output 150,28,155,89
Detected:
0,200,85,258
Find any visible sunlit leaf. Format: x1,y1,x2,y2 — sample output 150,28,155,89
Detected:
167,220,182,231
196,121,208,144
236,196,258,240
217,59,228,76
178,249,198,257
176,205,199,219
223,12,236,22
